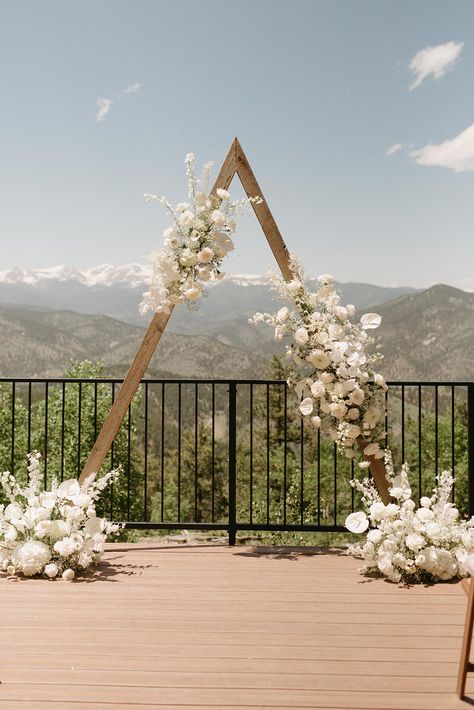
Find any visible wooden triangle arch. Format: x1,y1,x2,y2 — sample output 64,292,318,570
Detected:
79,138,390,503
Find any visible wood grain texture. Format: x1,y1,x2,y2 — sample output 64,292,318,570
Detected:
0,543,468,709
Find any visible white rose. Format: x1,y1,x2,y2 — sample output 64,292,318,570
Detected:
406,533,425,552
184,286,202,301
44,563,59,578
367,528,383,544
62,568,75,582
374,373,387,390
307,350,330,369
310,415,321,428
197,247,214,263
420,497,432,508
364,408,381,428
369,502,386,521
294,327,309,345
179,210,195,228
317,273,334,283
345,511,369,534
328,324,343,339
54,537,78,558
310,380,325,398
350,388,365,405
416,507,433,523
179,250,198,267
425,522,442,540
320,372,333,384
5,525,18,542
334,306,348,320
329,401,347,419
211,210,226,227
347,407,360,420
216,188,231,200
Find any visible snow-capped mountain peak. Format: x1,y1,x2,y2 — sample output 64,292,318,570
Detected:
0,264,268,289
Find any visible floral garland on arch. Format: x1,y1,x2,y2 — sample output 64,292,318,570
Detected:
140,153,261,315
0,452,122,580
250,256,387,465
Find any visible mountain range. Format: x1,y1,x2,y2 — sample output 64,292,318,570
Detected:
0,265,472,381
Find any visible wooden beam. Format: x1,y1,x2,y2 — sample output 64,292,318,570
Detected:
233,139,293,281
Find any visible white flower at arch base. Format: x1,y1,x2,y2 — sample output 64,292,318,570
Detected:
345,451,474,584
140,153,262,316
250,256,388,463
0,452,123,579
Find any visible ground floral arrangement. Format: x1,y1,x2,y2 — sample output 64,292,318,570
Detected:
251,256,388,465
140,152,261,315
345,451,474,584
0,453,122,580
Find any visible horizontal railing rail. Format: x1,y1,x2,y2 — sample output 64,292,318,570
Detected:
0,377,473,542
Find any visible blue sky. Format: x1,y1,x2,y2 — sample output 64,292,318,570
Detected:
1,0,473,288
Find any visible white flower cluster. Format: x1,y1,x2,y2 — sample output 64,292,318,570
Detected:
251,257,387,462
0,452,122,580
346,452,474,584
140,153,261,315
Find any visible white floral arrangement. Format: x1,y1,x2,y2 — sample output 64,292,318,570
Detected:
0,452,122,580
346,452,474,583
140,152,261,315
251,256,387,463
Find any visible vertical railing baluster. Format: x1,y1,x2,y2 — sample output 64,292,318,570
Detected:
11,382,15,473
435,385,439,481
467,384,474,518
228,382,237,545
266,384,270,525
127,404,131,521
77,382,82,476
27,381,32,457
144,382,148,522
177,383,181,523
211,383,215,523
161,383,165,521
110,382,115,519
333,442,337,526
249,383,253,525
194,382,198,522
418,385,422,503
401,384,405,463
60,382,65,482
317,425,321,526
44,381,49,486
300,415,304,525
283,383,287,526
451,385,456,503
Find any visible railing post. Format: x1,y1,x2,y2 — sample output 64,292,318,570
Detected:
228,382,237,545
468,384,474,518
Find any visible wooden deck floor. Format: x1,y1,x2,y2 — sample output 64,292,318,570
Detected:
0,542,473,709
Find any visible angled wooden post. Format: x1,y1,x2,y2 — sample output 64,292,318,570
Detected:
79,137,390,504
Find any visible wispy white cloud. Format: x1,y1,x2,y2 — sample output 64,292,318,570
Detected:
408,41,464,90
410,123,474,172
114,82,141,98
385,143,404,157
96,98,112,123
95,82,141,123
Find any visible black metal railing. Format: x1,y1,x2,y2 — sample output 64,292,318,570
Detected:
0,377,473,541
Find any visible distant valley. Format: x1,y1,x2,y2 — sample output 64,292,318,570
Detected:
0,265,473,381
